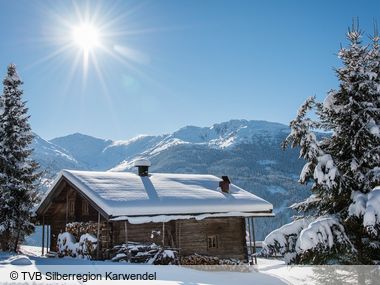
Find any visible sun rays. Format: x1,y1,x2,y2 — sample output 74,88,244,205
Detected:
26,1,155,93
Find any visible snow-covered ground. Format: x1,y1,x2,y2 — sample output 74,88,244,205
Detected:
1,245,377,284
0,246,284,284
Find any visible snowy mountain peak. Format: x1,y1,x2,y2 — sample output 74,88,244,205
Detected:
33,119,289,174
106,120,290,171
168,119,289,149
32,133,84,177
51,132,111,146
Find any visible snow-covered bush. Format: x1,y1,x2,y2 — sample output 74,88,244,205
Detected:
110,242,179,265
57,232,77,257
295,217,355,264
57,232,97,259
262,217,355,264
264,24,380,264
153,249,179,265
261,219,310,263
78,233,97,257
297,217,350,252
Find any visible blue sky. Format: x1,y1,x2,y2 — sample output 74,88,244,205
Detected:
0,0,379,140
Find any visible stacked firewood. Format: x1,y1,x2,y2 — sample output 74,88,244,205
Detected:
65,222,98,239
180,253,220,265
110,242,179,265
180,254,242,265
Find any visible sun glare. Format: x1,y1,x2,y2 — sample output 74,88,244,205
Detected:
72,23,100,52
31,2,156,92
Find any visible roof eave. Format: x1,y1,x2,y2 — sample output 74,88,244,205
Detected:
109,210,275,223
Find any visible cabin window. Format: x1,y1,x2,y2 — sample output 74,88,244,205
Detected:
207,235,218,249
68,199,75,216
82,200,89,216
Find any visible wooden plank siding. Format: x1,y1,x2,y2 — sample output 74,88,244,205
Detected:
112,221,177,247
112,217,247,261
177,217,247,260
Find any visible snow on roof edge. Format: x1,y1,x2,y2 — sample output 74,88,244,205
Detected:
110,211,275,224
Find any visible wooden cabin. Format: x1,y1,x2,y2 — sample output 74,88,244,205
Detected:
36,160,273,263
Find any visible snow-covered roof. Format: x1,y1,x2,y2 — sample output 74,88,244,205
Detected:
39,170,273,219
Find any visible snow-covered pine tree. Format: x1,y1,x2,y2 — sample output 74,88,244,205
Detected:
262,23,380,264
0,64,40,252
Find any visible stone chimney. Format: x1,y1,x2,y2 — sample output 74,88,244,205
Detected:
219,176,231,193
134,159,151,176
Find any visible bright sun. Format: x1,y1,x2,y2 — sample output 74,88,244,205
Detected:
38,2,151,87
72,23,100,52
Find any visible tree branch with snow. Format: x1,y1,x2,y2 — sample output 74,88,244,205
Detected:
263,23,380,264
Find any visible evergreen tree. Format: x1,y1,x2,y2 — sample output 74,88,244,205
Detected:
0,64,40,252
262,23,380,264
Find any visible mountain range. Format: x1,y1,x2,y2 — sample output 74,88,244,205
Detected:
32,119,309,240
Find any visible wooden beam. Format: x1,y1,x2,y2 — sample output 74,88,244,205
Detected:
175,221,179,249
251,218,257,264
162,222,165,247
177,221,181,254
247,218,253,265
48,225,51,252
96,212,101,259
124,221,128,245
41,216,45,256
65,190,68,225
46,225,49,252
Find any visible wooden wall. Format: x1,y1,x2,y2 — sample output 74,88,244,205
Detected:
112,221,176,247
111,217,247,261
177,217,247,260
